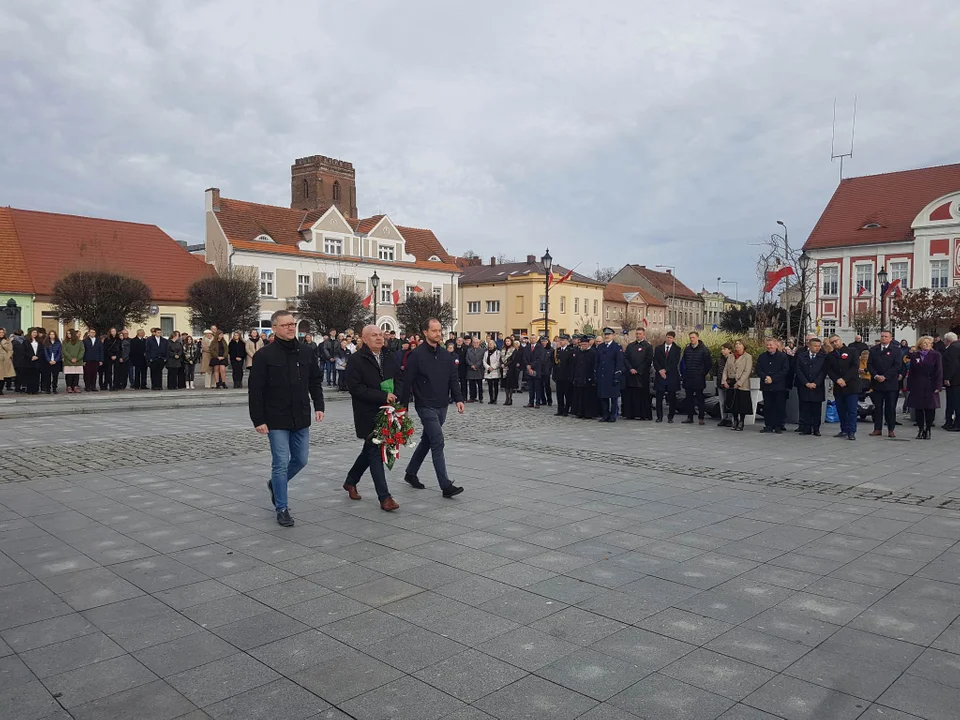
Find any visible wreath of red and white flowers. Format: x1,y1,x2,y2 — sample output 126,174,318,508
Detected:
370,403,416,470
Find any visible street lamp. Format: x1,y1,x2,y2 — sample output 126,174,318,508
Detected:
541,248,553,338
877,265,889,331
798,251,811,340
370,270,380,326
720,280,739,301
655,264,677,329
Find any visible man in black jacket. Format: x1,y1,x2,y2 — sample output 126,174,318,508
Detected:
145,328,168,391
867,330,903,438
848,334,869,359
398,318,464,497
653,331,682,423
344,325,402,511
756,337,789,434
553,335,573,416
794,337,827,436
623,328,653,420
129,329,147,389
826,334,861,441
942,332,960,431
681,331,712,425
248,310,325,527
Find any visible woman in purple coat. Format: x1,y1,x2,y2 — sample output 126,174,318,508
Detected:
906,336,943,440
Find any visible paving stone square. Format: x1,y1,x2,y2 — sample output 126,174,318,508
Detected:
1,400,959,718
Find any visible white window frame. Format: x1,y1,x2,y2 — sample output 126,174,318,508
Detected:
405,285,417,301
821,266,839,296
327,276,340,287
574,298,580,314
539,295,547,313
378,244,395,262
888,261,909,289
593,299,598,315
467,301,481,314
432,286,442,301
855,263,873,294
160,315,175,337
323,237,343,255
485,300,500,313
297,274,311,296
379,282,393,304
821,319,837,337
259,271,274,297
560,296,566,313
931,259,949,289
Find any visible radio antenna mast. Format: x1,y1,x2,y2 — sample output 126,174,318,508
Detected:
831,95,857,181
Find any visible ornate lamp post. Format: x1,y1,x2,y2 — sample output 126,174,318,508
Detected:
877,264,888,331
798,251,811,340
541,248,552,338
371,270,380,326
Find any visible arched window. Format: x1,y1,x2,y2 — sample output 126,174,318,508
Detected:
333,181,341,203
303,179,309,199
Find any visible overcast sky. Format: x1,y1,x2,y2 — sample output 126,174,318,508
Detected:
2,1,957,298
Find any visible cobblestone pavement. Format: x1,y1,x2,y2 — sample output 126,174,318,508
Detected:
1,401,959,719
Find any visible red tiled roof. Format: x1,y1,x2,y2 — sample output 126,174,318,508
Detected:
603,283,666,306
0,208,35,293
215,199,457,271
4,208,215,302
460,260,602,286
630,265,699,300
804,163,960,251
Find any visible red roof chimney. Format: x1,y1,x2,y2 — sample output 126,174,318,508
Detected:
526,254,536,264
665,269,672,275
205,187,221,212
490,256,496,266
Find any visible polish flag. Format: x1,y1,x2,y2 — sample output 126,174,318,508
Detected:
856,284,866,299
882,278,902,298
550,269,574,288
642,317,649,328
762,266,795,294
392,289,401,305
361,293,372,308
413,285,424,293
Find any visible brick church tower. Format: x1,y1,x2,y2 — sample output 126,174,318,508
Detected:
290,154,358,218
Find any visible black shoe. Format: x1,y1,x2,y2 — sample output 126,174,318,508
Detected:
681,418,694,424
655,417,663,423
760,427,772,433
667,417,674,423
813,430,821,436
276,509,294,527
848,433,856,441
267,480,275,507
774,428,782,434
834,432,847,438
404,473,426,489
794,427,803,432
916,429,924,439
442,485,464,498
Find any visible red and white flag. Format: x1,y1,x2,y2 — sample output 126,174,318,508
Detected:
413,285,424,293
882,278,902,298
550,269,574,288
392,289,401,305
856,283,866,299
361,293,373,308
762,266,795,294
642,317,649,328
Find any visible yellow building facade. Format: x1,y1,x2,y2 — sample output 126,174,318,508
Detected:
458,257,604,338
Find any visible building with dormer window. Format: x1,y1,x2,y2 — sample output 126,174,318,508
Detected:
203,154,460,334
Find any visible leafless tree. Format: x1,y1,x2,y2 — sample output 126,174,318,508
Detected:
186,268,260,332
51,271,151,332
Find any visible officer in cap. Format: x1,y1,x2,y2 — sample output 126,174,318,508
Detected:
595,327,625,422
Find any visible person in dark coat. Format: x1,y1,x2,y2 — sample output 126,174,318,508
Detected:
941,332,960,431
21,328,43,394
81,328,103,392
572,335,598,419
652,331,682,423
594,328,625,422
539,337,553,406
145,327,168,390
523,337,548,408
623,328,653,420
756,338,789,434
867,330,903,438
905,336,943,439
129,329,147,389
848,335,869,359
455,336,469,401
553,335,574,416
681,331,712,424
826,334,862,440
794,337,827,436
102,328,123,391
10,330,25,393
344,325,403,511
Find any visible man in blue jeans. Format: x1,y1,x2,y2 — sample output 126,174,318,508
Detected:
399,317,465,497
826,334,861,441
248,310,325,526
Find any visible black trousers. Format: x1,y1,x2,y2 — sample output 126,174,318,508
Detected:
486,379,499,402
945,385,959,425
542,377,552,405
40,365,59,392
656,387,676,420
762,390,786,429
916,408,936,430
231,360,245,388
114,360,128,389
468,378,483,401
149,360,165,389
574,386,598,418
23,367,40,394
459,376,468,400
798,400,822,432
346,439,392,502
98,361,110,389
132,360,146,389
527,377,542,406
872,389,899,431
167,367,180,389
555,380,570,414
686,388,705,419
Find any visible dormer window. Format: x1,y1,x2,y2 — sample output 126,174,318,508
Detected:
861,223,881,229
378,244,395,262
428,255,442,262
254,234,274,243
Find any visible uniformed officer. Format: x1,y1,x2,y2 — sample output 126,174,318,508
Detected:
595,327,625,422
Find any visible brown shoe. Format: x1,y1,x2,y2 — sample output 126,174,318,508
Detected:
380,498,399,512
888,430,896,438
869,430,883,437
342,482,361,500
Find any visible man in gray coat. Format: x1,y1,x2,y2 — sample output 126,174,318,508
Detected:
465,336,486,403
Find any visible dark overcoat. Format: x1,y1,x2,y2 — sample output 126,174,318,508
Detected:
867,344,903,392
652,343,682,392
623,340,653,388
794,350,826,402
681,342,712,391
905,350,943,410
594,341,624,398
346,347,402,439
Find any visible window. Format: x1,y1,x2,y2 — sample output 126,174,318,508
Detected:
380,283,393,304
539,295,546,312
303,179,309,199
333,181,341,203
486,300,500,313
889,261,908,289
821,266,839,296
512,328,524,336
574,298,580,314
855,264,873,294
327,276,340,287
378,245,395,261
584,298,589,314
560,296,566,313
433,287,442,301
605,307,610,320
821,319,836,338
406,285,416,301
160,315,175,337
259,271,274,297
593,299,598,315
355,280,365,292
467,301,481,314
931,259,949,289
297,274,311,296
323,237,342,255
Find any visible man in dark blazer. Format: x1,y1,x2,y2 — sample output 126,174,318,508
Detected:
623,328,653,420
826,334,862,441
941,331,960,431
81,328,103,392
867,330,903,438
681,331,713,425
794,336,827,436
756,337,789,433
553,335,574,417
344,325,403,511
652,330,682,423
129,329,147,389
594,327,624,422
145,328,168,390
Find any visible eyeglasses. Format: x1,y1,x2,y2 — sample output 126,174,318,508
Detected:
275,323,297,328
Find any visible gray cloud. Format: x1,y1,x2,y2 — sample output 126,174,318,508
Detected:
2,0,957,298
